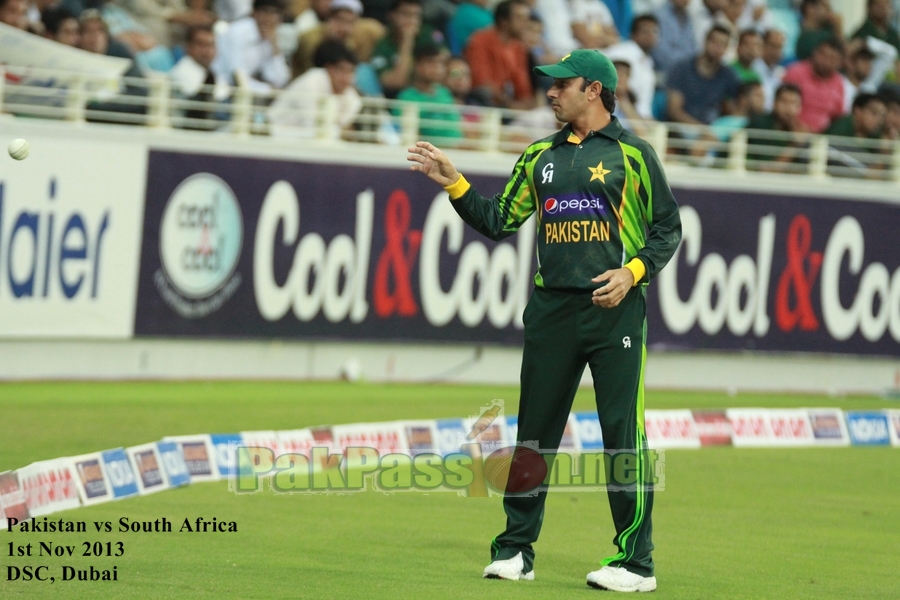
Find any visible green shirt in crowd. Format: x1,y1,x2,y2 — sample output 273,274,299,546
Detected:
853,19,900,54
397,84,463,141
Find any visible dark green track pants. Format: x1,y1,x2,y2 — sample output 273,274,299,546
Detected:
490,286,655,577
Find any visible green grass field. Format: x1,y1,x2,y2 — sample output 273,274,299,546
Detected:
1,382,898,599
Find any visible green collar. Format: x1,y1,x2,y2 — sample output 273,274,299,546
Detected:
550,116,624,148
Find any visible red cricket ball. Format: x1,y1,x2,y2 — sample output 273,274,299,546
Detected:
483,446,548,494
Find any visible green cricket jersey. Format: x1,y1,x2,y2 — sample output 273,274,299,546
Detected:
448,117,682,291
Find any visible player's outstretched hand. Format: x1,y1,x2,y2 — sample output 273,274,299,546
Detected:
407,141,461,188
591,267,634,308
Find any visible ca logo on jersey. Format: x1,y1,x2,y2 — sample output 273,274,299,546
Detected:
542,163,554,183
623,336,631,348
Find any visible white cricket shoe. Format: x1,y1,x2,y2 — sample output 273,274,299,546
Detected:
482,552,535,581
586,566,657,592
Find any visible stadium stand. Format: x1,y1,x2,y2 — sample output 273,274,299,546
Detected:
0,0,898,179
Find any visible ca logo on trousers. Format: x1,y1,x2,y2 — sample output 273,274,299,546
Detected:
622,336,631,348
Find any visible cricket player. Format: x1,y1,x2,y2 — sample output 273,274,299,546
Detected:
407,49,681,592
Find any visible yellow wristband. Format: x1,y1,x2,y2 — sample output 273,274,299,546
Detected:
624,258,646,287
443,174,471,200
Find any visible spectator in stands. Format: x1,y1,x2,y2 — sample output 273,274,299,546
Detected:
537,0,617,58
446,0,491,56
295,0,332,36
170,25,232,128
881,88,900,139
652,0,695,75
86,0,176,72
753,28,786,110
853,0,900,55
604,14,658,119
666,24,740,125
746,82,809,170
524,12,557,96
710,79,764,138
0,0,28,29
570,0,618,50
825,92,886,138
690,0,725,50
293,0,384,77
363,0,391,24
856,36,899,95
78,8,138,59
611,58,651,137
446,56,478,104
731,29,761,83
715,0,754,63
397,42,462,141
25,0,53,32
464,0,534,110
795,0,842,61
370,0,446,98
269,39,362,137
824,92,888,177
214,0,291,92
445,55,486,138
841,42,876,113
42,6,81,46
422,0,457,39
80,10,149,120
782,36,844,133
734,0,772,33
115,0,215,49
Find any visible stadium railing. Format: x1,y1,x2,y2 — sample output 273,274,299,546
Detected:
2,64,897,181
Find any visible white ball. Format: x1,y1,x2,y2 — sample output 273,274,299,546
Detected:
8,138,29,161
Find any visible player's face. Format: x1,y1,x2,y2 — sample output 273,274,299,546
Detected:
547,77,589,123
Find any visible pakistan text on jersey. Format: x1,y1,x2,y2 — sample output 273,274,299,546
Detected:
545,220,611,244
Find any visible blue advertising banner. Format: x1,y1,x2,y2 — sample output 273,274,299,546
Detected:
156,441,191,488
845,412,891,446
134,151,900,356
101,449,139,499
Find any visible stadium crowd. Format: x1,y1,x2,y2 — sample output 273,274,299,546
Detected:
2,0,900,173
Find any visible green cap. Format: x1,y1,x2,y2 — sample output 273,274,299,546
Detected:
533,49,618,93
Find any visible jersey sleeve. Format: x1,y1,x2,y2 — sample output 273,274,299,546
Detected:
633,143,682,284
449,150,538,242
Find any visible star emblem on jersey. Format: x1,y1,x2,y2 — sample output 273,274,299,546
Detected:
588,162,611,183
